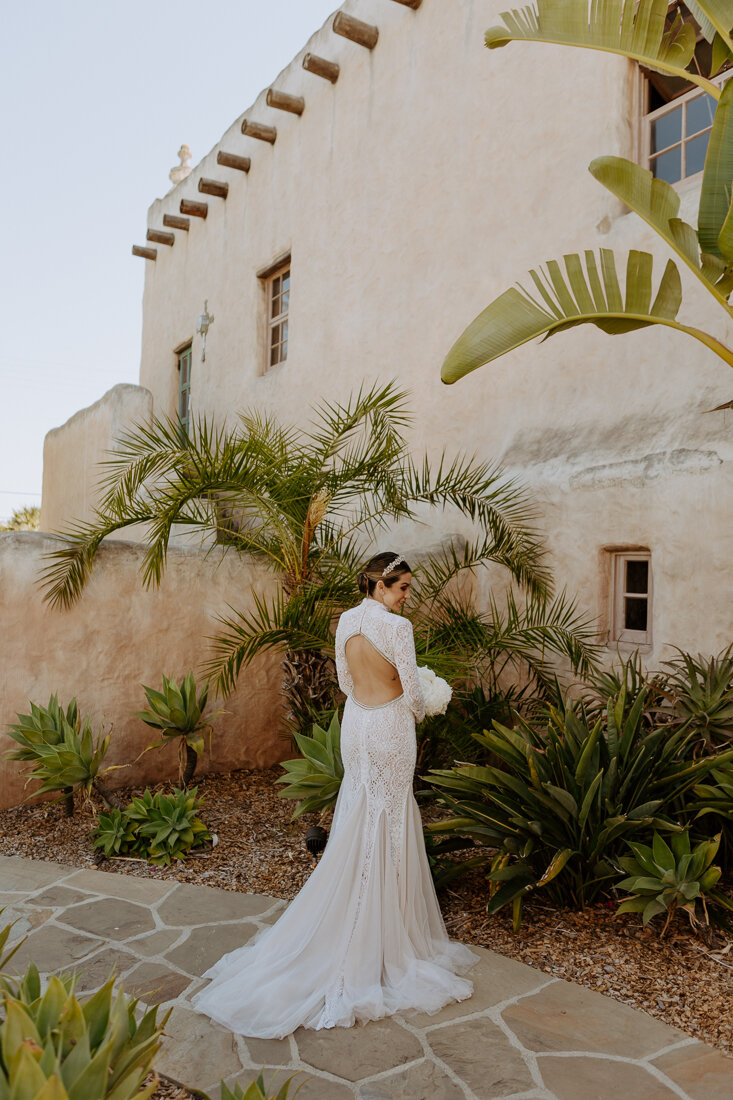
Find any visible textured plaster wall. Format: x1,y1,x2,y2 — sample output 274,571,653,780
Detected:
41,385,153,534
0,533,286,810
133,0,733,664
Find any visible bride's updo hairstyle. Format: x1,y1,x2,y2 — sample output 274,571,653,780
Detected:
357,551,412,597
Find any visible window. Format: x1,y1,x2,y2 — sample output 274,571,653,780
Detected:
642,3,732,185
266,265,290,369
177,344,192,433
610,552,652,647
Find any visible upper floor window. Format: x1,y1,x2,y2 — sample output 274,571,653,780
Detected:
642,3,732,185
610,551,653,648
177,343,192,434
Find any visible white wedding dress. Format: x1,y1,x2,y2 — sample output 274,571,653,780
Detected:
192,598,477,1038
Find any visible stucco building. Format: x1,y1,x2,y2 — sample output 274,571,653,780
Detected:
41,0,733,667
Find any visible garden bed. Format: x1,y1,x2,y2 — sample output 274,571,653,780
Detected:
0,767,731,1057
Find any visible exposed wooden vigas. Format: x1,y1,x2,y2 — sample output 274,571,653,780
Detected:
241,119,277,144
217,151,251,172
390,0,422,7
180,199,208,219
199,178,229,199
163,213,190,231
132,245,157,260
302,53,340,83
332,11,379,49
266,88,305,115
146,229,175,247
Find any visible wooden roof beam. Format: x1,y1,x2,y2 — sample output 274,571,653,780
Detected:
132,245,157,260
241,119,277,143
266,88,305,115
217,151,251,172
146,229,174,246
180,199,208,218
199,178,229,199
390,0,422,7
333,11,379,50
302,53,340,83
163,213,190,231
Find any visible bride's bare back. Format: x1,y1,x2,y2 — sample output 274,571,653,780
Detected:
344,634,404,707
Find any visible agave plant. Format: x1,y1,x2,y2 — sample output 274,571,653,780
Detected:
277,713,344,819
0,958,166,1100
40,384,552,728
5,696,125,810
441,1,733,390
135,672,222,785
688,762,733,863
92,806,141,860
120,787,212,866
219,1071,302,1100
659,646,733,752
428,685,732,928
616,830,732,934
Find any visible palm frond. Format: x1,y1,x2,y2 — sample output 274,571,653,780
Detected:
486,0,718,94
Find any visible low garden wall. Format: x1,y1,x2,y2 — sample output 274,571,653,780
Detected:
0,532,286,810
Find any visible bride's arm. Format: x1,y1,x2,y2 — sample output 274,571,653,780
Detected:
393,617,426,722
334,622,354,697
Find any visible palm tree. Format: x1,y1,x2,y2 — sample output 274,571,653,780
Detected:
441,0,733,392
41,383,554,725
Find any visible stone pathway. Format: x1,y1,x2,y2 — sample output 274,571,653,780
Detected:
0,855,731,1100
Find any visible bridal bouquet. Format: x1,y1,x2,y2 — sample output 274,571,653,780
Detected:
417,665,452,717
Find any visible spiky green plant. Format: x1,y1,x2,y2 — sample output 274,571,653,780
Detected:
95,787,212,866
135,672,222,786
0,959,166,1100
5,696,125,811
40,384,552,727
617,830,733,934
660,646,733,752
219,1071,303,1100
428,686,733,928
277,713,343,819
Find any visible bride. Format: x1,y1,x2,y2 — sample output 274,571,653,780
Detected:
192,551,477,1038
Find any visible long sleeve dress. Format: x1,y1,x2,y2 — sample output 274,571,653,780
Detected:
192,598,476,1038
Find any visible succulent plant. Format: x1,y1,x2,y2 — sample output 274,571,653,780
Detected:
93,787,212,866
616,830,733,934
277,712,343,819
219,1071,302,1100
135,672,222,786
0,959,166,1100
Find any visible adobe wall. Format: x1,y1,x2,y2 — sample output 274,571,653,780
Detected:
0,532,287,810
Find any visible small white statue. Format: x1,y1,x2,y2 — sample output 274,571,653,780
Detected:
169,144,192,187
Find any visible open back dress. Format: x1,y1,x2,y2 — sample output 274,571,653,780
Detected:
192,597,476,1038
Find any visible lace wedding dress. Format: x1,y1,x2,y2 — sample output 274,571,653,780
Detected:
192,598,477,1038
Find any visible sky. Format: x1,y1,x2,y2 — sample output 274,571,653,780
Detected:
0,0,339,521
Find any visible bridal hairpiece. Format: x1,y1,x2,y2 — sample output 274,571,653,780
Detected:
382,555,405,577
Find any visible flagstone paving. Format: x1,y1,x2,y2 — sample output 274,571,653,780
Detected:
1,854,732,1100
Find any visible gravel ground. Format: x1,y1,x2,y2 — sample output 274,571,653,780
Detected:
0,767,731,1063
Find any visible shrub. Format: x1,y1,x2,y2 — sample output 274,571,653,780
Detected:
5,695,125,811
616,831,733,934
135,672,221,786
93,787,211,866
219,1072,302,1100
277,713,343,819
0,960,165,1099
660,646,733,753
428,685,728,928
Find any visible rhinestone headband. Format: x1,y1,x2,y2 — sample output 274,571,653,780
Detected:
381,555,406,577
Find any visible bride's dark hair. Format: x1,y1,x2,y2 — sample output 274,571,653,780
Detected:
357,551,412,596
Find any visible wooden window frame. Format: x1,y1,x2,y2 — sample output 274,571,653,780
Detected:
257,252,291,374
642,70,730,185
610,551,653,648
176,342,193,434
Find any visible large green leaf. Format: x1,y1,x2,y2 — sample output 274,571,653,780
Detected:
485,0,718,95
589,155,733,308
686,0,733,52
441,248,733,383
699,79,733,260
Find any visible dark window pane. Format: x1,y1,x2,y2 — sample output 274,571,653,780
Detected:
624,597,648,632
687,93,716,137
685,131,711,177
625,559,649,594
651,108,682,153
651,146,682,184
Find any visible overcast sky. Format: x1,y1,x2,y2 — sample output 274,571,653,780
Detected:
0,0,339,521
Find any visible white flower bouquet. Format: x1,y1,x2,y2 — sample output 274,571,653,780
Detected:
417,665,452,717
